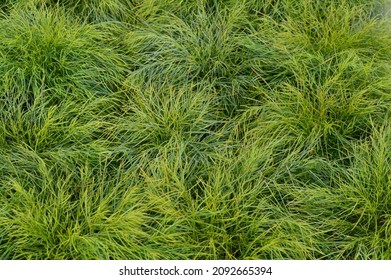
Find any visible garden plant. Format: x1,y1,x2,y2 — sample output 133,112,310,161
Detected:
0,0,390,259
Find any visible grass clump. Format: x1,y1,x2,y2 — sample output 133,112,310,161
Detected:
290,122,391,259
123,3,252,114
0,6,125,102
0,0,391,260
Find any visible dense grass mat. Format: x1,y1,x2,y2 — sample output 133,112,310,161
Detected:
0,0,390,259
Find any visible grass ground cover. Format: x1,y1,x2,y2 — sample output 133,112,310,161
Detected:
0,0,390,259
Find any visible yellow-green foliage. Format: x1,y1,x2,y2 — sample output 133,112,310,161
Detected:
0,0,390,259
